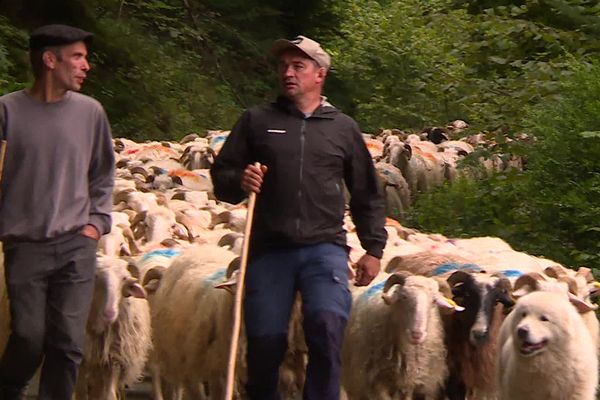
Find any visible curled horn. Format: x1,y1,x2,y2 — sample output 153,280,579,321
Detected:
130,166,149,180
447,270,472,288
131,210,147,228
383,271,412,294
142,265,167,287
218,232,243,248
576,267,594,283
179,145,192,163
384,256,403,274
513,273,541,294
116,158,130,168
206,146,217,157
113,188,134,205
119,224,141,256
556,275,579,296
160,238,180,248
171,191,187,201
131,211,148,240
227,257,241,278
126,260,140,280
544,265,567,278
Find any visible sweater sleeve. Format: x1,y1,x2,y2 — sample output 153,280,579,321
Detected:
210,110,251,204
345,120,387,258
88,107,114,235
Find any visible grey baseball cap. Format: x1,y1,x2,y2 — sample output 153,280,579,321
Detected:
271,35,331,70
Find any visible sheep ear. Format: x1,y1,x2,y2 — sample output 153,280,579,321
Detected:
435,294,464,312
381,292,396,305
568,292,598,313
589,281,600,300
125,282,147,299
215,270,238,293
144,280,160,294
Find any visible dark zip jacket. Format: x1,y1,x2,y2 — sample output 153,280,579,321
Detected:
210,96,387,259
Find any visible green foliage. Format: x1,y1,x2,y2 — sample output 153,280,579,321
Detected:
408,59,600,270
327,0,600,132
0,15,28,92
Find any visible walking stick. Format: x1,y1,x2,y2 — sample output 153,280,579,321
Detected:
0,106,6,195
224,162,260,400
0,139,6,190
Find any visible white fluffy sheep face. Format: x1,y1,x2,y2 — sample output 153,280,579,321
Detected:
384,276,455,345
510,291,573,357
90,256,146,334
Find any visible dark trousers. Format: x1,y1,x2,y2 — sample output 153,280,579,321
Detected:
0,233,97,400
244,243,352,400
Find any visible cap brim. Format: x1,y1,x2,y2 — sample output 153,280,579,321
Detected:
270,39,309,59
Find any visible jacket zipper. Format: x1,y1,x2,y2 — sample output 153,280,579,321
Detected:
296,118,306,233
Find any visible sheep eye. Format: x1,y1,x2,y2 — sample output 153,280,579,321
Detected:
521,311,527,318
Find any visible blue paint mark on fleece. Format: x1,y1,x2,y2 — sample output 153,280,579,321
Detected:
358,280,386,303
205,268,227,284
432,262,482,276
139,248,182,263
499,269,523,278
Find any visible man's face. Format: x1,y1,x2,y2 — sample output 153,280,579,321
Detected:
48,41,90,91
277,49,325,101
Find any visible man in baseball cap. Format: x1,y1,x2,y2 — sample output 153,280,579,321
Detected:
0,23,114,400
211,34,386,400
271,35,331,70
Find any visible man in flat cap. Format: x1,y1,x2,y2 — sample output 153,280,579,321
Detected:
211,35,386,399
0,24,114,399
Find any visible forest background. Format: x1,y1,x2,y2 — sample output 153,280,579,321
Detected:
1,0,600,272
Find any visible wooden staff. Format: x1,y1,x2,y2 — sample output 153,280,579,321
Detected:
0,139,6,192
224,162,260,400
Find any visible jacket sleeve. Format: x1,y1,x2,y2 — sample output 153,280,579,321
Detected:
88,107,115,235
345,121,387,258
210,110,251,204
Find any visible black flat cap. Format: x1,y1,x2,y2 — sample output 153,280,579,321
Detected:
29,24,93,50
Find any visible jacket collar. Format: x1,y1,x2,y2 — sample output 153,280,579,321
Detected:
273,95,338,119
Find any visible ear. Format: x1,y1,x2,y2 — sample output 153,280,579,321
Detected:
316,66,327,82
381,291,397,306
434,293,465,311
144,279,160,294
42,50,57,70
214,270,239,293
125,282,147,299
569,292,598,313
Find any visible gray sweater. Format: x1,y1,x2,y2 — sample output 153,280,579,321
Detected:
0,90,114,242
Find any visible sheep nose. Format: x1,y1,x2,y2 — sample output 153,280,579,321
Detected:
517,326,529,340
410,331,425,343
472,329,488,343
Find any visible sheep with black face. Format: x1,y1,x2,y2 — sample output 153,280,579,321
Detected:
443,270,514,400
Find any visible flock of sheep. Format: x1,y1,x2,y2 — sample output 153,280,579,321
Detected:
0,124,597,400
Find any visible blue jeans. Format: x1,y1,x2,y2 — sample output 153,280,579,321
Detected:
244,243,352,400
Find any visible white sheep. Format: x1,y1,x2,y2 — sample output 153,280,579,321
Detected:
74,255,151,400
144,244,240,399
497,290,598,400
342,271,463,400
375,162,411,219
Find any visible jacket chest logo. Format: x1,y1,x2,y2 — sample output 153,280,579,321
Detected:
267,129,287,134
